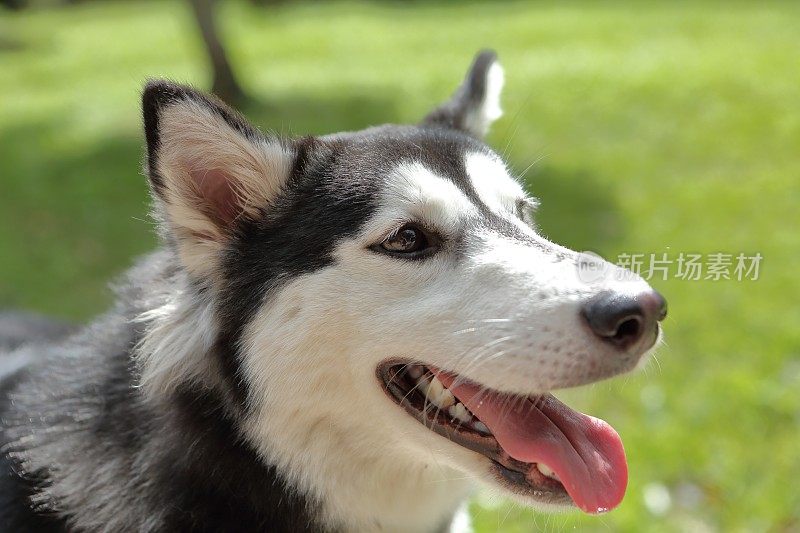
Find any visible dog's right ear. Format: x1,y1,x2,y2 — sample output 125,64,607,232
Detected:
421,49,505,139
142,80,294,280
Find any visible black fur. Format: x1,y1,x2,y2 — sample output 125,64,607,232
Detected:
157,388,321,532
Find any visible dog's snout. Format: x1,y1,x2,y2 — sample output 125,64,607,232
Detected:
581,290,667,350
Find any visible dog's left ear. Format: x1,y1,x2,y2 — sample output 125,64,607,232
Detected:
142,80,295,280
422,49,504,139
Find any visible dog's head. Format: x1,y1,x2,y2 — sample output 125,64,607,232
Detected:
141,50,665,519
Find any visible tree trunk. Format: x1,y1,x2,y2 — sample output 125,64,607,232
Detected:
187,0,246,105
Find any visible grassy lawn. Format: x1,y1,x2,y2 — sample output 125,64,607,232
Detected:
2,1,798,530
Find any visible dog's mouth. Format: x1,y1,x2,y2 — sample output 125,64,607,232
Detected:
377,360,628,514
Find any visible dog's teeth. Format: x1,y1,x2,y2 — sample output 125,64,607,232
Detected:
448,403,472,423
424,377,456,409
536,462,559,481
427,376,444,402
438,388,456,409
407,365,423,379
473,421,491,435
417,376,430,396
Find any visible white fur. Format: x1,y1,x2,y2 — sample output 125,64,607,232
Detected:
464,151,525,216
464,62,504,138
366,161,478,240
449,504,473,533
134,282,219,396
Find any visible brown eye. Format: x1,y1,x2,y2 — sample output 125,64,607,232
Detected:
375,223,436,259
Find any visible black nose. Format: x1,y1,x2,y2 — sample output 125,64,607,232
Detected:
581,290,667,350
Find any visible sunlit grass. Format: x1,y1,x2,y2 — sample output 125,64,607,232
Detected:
1,1,798,530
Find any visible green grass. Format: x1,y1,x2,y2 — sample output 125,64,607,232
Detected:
2,1,799,530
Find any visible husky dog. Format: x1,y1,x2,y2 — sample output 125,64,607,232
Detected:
0,51,666,532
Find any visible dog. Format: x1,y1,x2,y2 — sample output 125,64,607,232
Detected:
0,50,666,532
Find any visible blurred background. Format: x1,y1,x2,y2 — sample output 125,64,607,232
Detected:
1,0,798,531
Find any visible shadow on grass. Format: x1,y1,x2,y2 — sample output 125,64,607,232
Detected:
240,91,399,136
0,122,151,319
0,36,26,52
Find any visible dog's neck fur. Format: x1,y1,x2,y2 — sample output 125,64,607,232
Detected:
4,251,470,532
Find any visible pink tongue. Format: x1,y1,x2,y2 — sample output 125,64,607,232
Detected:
434,371,627,514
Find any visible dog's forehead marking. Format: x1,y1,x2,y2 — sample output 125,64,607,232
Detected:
464,151,525,215
377,160,477,233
